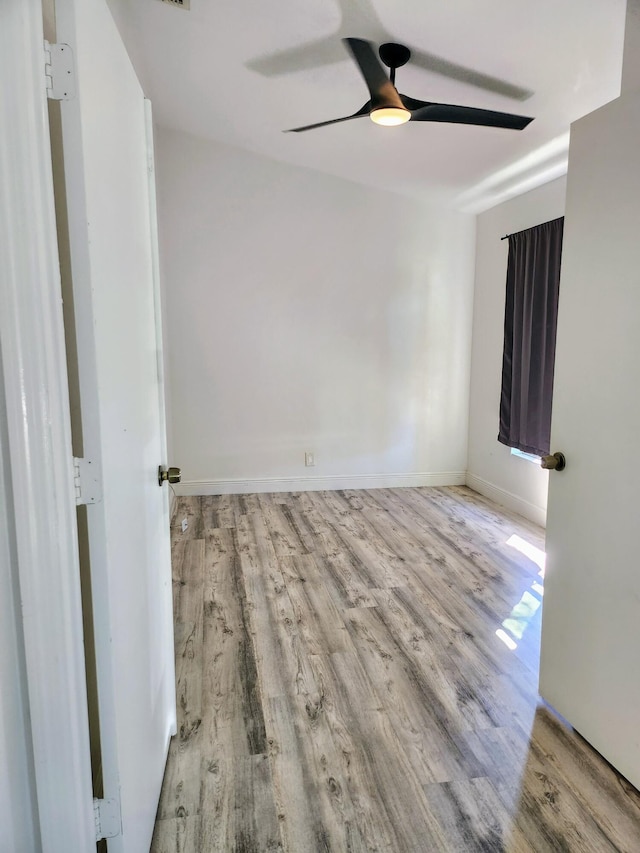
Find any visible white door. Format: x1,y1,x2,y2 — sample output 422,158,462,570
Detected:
540,90,640,789
54,0,176,850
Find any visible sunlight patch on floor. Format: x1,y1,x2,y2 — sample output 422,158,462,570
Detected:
506,534,546,573
497,534,547,650
496,628,518,650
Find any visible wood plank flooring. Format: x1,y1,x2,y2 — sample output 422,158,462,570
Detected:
151,487,640,852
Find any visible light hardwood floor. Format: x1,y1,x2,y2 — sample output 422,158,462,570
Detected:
151,487,640,852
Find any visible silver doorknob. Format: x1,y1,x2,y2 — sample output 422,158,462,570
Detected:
540,452,566,472
158,465,181,486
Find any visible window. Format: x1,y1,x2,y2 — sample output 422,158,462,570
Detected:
510,448,540,465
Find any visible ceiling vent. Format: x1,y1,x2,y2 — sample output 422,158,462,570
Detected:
159,0,190,9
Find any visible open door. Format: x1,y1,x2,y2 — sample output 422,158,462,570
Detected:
540,89,640,788
53,0,176,849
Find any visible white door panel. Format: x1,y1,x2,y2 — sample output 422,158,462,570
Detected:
54,0,176,849
540,92,640,788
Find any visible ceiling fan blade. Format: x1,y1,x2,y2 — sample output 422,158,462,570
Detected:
284,102,371,133
342,37,404,110
247,35,345,77
408,48,532,101
409,101,533,130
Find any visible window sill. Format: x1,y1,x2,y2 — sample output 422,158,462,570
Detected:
511,448,541,465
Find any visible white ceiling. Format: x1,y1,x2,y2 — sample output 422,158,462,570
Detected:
110,0,627,211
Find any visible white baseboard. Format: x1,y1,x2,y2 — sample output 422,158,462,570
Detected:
173,471,467,496
465,472,547,527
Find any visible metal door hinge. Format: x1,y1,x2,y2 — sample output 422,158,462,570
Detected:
44,40,75,100
73,457,100,505
93,797,121,841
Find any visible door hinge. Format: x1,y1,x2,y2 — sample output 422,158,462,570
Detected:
44,40,75,100
73,457,100,505
93,797,121,841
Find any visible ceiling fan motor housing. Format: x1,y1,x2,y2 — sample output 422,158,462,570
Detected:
378,42,411,70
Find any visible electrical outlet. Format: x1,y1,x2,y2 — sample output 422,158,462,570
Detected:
305,452,315,467
181,517,188,533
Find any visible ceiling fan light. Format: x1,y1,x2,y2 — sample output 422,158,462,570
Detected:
370,107,410,127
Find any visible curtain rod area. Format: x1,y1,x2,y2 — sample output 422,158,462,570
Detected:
501,216,564,242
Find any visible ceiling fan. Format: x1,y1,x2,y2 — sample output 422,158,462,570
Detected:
285,38,534,133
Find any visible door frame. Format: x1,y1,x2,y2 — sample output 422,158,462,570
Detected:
0,1,95,849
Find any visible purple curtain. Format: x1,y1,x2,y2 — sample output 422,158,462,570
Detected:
498,217,564,457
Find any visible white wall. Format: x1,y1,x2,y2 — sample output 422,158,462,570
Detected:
466,177,567,526
105,0,150,92
156,129,476,493
0,356,40,853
